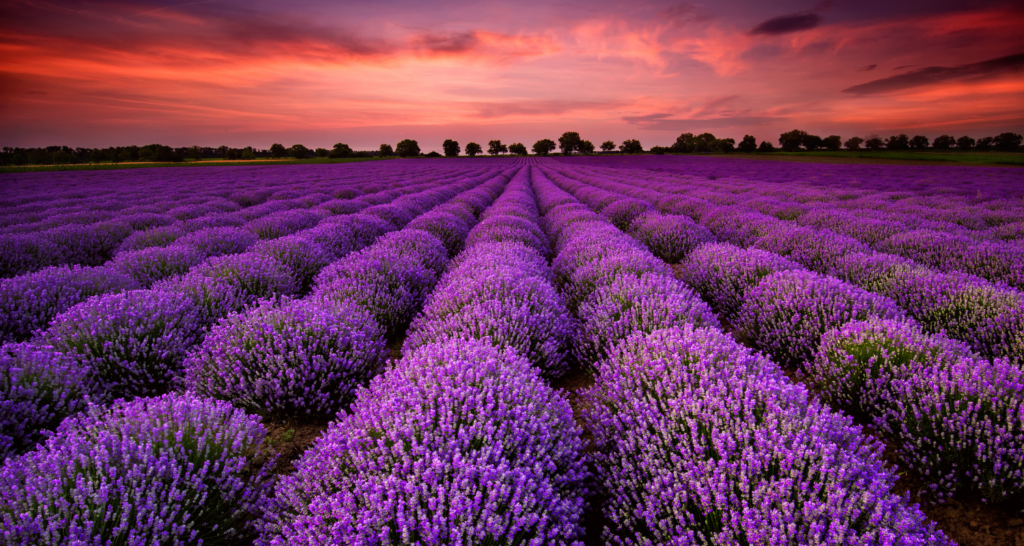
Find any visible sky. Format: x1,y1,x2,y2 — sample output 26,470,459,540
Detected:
1,0,1023,151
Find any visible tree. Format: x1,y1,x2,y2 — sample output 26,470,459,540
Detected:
844,136,864,150
269,143,287,158
649,146,670,155
672,133,693,153
932,135,956,150
737,135,757,153
465,142,482,157
779,129,808,152
802,134,823,151
975,136,995,151
289,144,311,159
508,143,528,156
558,132,581,155
822,135,842,151
578,140,595,154
241,148,255,160
757,140,775,152
532,139,556,156
993,133,1022,152
956,136,975,151
330,143,353,158
600,141,616,152
619,139,643,154
695,133,717,153
442,139,460,157
426,151,442,157
396,139,420,157
188,146,203,160
718,138,735,153
487,140,508,156
864,137,884,151
909,135,930,149
379,143,394,156
885,134,909,150
315,148,330,158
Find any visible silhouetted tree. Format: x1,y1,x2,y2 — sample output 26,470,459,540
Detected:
532,139,556,156
315,148,329,158
288,144,311,159
619,139,643,154
330,143,353,158
737,135,757,153
672,133,695,153
802,134,824,151
508,142,528,155
379,143,394,156
426,151,442,157
822,135,842,151
975,136,995,151
932,135,955,150
241,148,255,160
442,139,460,157
993,133,1021,152
718,138,735,153
649,146,670,154
695,133,717,153
487,140,508,156
885,134,909,150
757,140,775,152
558,132,582,155
396,139,420,157
465,142,482,157
188,146,202,160
844,136,864,150
578,140,595,154
270,143,287,158
864,137,884,151
909,135,930,149
779,129,808,152
600,140,616,152
956,136,975,151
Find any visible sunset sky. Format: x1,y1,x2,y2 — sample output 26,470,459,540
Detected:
2,0,1022,151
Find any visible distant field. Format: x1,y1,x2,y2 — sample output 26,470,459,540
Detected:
753,149,1024,166
0,156,393,174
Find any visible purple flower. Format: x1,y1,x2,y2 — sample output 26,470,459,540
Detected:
185,297,387,418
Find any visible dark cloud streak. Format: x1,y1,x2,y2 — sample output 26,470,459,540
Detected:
842,53,1024,95
748,12,821,36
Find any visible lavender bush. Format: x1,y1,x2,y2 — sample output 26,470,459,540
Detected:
810,318,1023,504
626,212,715,263
261,338,587,545
185,297,387,419
0,343,95,458
583,325,948,545
735,269,904,365
42,290,207,399
0,392,273,545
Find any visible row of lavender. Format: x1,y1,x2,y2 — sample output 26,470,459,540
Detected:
0,165,517,543
263,168,590,543
0,161,495,277
530,167,949,544
543,163,1023,364
0,165,505,344
537,164,1022,511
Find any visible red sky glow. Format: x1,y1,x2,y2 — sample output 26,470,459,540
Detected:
2,0,1022,150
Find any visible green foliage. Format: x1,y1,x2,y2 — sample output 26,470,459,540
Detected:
330,143,353,158
508,142,528,155
558,131,581,155
464,142,482,157
532,139,555,156
822,135,842,151
932,135,955,149
619,139,643,154
600,140,616,152
379,143,394,156
778,129,807,152
844,136,864,150
737,135,757,153
395,139,420,157
487,140,507,156
442,139,460,157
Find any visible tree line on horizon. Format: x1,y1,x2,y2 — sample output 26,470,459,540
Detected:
2,130,1021,166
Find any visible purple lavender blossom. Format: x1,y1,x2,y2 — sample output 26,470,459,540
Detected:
584,325,949,545
0,392,274,544
0,343,95,458
261,338,587,545
109,244,206,287
627,212,716,263
184,297,387,418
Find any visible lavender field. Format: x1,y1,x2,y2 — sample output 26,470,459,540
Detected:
0,157,1021,545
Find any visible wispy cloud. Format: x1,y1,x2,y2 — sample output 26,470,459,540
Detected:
842,53,1024,95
